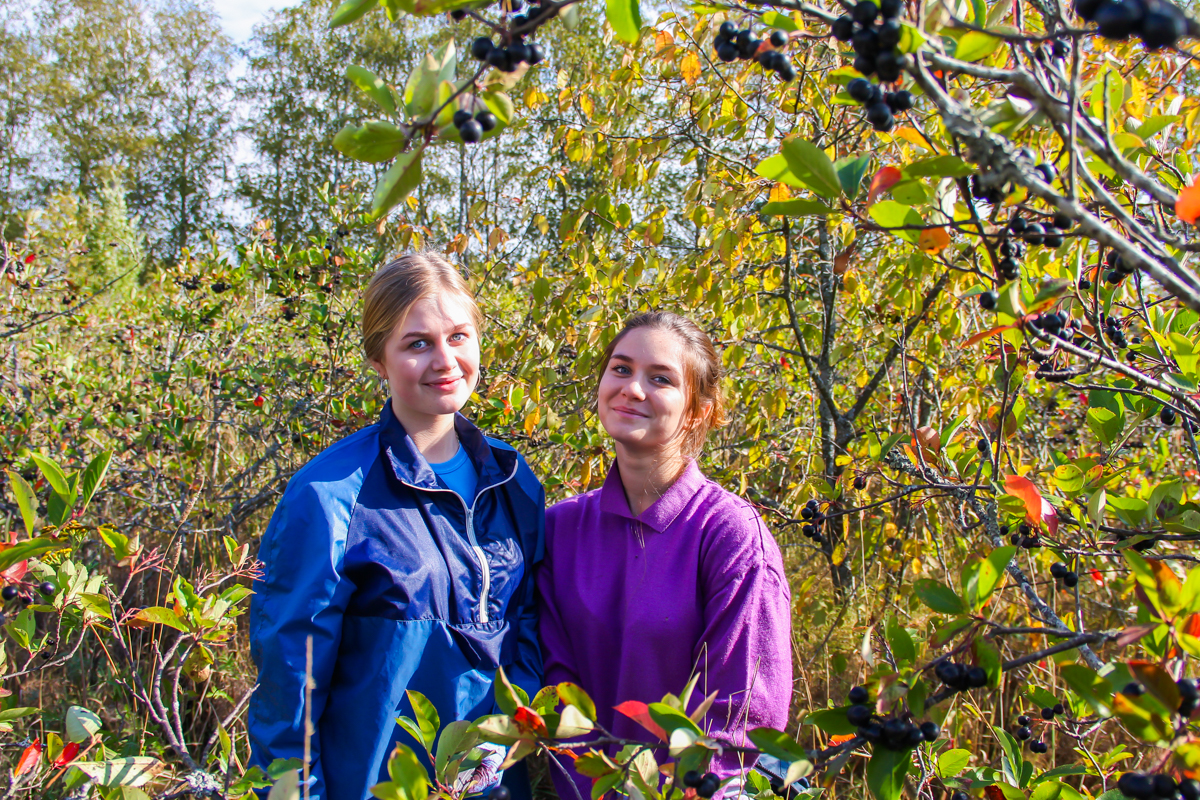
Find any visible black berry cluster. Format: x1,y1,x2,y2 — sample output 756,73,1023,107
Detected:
801,499,828,545
935,660,989,693
470,35,545,73
451,108,497,144
1179,677,1198,717
1010,212,1069,249
0,581,55,606
1102,314,1129,348
1050,561,1078,588
1040,703,1066,720
713,23,797,81
1074,0,1190,50
1006,523,1042,549
833,0,907,80
682,770,721,798
855,715,940,751
845,78,911,132
1029,310,1076,340
1118,772,1200,800
1104,250,1137,284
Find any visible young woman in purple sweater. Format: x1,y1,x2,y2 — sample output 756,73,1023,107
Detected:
537,312,793,800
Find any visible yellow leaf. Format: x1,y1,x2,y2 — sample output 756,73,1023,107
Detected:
523,407,540,436
681,52,701,87
769,183,791,203
891,126,936,152
654,30,675,58
579,94,594,119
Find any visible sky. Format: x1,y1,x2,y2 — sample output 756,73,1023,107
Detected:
210,0,299,43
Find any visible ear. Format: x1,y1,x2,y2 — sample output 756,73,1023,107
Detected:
684,400,713,431
370,360,387,380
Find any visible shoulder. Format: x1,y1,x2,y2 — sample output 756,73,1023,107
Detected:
691,478,782,569
279,423,380,514
485,435,544,500
547,487,603,523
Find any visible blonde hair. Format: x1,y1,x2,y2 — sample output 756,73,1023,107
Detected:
595,312,728,458
361,251,482,364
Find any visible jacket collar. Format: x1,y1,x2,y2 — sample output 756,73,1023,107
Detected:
378,401,516,493
599,459,705,533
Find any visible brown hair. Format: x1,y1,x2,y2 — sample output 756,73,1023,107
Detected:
361,251,482,364
595,312,727,458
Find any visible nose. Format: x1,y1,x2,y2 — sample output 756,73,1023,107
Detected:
429,338,456,372
623,379,646,401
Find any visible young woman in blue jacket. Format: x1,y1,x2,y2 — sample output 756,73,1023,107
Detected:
248,252,545,800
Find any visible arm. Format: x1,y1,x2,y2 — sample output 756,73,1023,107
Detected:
536,505,583,687
507,482,546,702
248,482,356,799
692,503,794,780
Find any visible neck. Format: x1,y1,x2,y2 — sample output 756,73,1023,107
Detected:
613,442,689,517
392,399,460,463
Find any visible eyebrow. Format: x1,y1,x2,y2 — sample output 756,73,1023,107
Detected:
399,324,473,341
610,353,680,373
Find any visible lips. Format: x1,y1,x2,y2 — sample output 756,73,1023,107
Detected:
428,377,463,390
612,405,647,418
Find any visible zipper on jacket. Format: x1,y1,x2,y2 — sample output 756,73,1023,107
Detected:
398,467,518,625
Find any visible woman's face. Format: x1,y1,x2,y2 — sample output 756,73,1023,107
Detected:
371,293,480,426
597,327,694,456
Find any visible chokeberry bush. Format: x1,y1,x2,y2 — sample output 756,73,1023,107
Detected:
6,0,1200,790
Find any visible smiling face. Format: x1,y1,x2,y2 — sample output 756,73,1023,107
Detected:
597,327,698,458
370,292,480,430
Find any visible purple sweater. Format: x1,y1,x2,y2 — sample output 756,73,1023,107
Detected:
537,461,793,800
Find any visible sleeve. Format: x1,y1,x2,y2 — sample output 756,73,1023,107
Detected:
506,480,546,703
248,480,357,799
692,499,793,781
536,504,583,687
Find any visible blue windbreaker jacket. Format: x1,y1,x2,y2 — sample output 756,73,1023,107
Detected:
248,402,545,800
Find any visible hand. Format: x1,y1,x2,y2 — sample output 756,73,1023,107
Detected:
453,742,506,795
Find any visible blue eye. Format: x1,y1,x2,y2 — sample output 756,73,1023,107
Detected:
409,339,428,350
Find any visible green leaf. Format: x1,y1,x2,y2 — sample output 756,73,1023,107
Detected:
0,707,38,722
836,154,872,201
885,617,916,666
557,705,595,737
994,725,1028,787
347,65,398,116
31,453,71,500
762,10,799,30
605,0,642,43
493,665,524,716
404,41,457,118
1060,664,1113,716
897,24,926,53
66,706,103,743
76,451,111,516
912,578,965,615
434,720,477,777
330,0,377,28
647,702,702,736
936,749,971,779
384,744,430,800
904,155,974,179
781,139,843,200
955,31,1002,62
0,539,60,572
557,682,597,721
978,545,1016,608
972,637,1002,687
762,199,833,216
371,147,424,220
805,708,858,735
72,758,163,788
755,154,806,189
869,201,923,243
131,606,189,632
866,746,911,800
405,690,440,751
747,727,809,762
1086,407,1122,446
6,471,36,536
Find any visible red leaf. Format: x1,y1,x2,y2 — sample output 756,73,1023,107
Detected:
0,559,27,583
867,166,903,207
513,706,548,738
52,742,80,768
964,324,1018,347
1089,568,1104,585
1177,179,1200,224
1040,497,1058,538
15,739,41,775
984,785,1006,800
1004,475,1043,525
613,700,668,742
22,254,34,265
